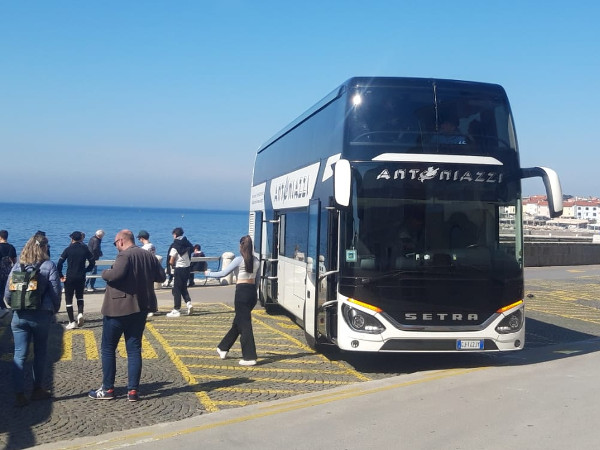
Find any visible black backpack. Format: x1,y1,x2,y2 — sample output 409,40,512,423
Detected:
8,263,43,310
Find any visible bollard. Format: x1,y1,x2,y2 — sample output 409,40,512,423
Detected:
154,255,163,290
220,251,236,285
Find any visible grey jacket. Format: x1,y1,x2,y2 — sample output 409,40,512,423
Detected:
101,245,165,317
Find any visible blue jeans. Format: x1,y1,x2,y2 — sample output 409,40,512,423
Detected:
11,310,53,393
101,312,146,391
86,266,98,289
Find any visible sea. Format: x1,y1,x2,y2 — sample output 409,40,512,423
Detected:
0,202,249,285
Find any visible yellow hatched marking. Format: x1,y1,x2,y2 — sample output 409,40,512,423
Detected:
61,330,99,361
171,342,313,351
177,353,326,364
214,387,310,395
213,400,255,406
116,334,158,359
249,311,371,382
192,373,352,385
186,363,352,376
146,322,219,412
215,303,371,382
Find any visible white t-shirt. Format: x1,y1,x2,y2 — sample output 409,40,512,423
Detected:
169,246,191,268
142,242,156,255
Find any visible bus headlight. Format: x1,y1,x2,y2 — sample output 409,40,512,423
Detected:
495,309,523,334
342,304,386,334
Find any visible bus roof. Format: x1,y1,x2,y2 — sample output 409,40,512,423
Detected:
256,76,506,154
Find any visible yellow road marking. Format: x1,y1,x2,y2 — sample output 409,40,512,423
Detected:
248,311,371,382
214,387,311,395
146,322,219,412
62,367,484,449
117,334,158,359
60,330,99,361
192,373,352,385
186,363,354,376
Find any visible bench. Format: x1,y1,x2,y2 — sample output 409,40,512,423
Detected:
189,256,222,285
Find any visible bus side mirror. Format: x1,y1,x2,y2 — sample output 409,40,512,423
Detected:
333,159,351,208
521,167,563,218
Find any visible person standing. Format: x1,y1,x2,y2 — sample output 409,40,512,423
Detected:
188,244,206,287
137,230,156,255
137,230,158,317
205,235,260,366
57,231,95,330
86,230,105,292
0,229,17,312
88,230,165,401
166,227,194,317
3,234,61,406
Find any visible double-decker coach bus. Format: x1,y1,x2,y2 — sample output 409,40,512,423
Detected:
249,77,562,353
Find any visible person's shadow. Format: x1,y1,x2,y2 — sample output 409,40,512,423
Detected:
0,314,63,449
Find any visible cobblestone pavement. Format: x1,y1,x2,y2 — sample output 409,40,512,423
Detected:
2,270,600,449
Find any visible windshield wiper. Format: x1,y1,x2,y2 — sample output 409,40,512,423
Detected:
358,270,415,285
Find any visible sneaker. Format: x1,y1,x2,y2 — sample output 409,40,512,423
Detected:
77,313,85,327
86,287,95,293
65,321,77,330
88,386,115,400
239,359,257,366
147,312,154,318
127,389,140,402
31,387,51,401
166,309,181,318
186,301,194,315
216,347,228,360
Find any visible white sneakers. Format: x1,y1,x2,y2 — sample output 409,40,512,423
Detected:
166,303,193,317
166,309,181,318
66,314,84,330
217,348,256,365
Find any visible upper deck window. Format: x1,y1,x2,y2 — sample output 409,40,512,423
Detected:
347,84,517,157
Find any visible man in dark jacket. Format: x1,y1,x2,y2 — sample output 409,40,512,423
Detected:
57,231,95,330
88,229,165,401
0,229,17,311
85,229,105,292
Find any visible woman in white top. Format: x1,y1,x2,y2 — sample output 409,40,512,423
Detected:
205,235,260,366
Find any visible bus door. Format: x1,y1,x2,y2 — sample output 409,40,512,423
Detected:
258,211,279,308
305,200,320,340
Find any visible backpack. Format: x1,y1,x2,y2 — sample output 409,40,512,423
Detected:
8,263,43,310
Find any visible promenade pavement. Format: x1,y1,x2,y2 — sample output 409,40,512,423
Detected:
2,266,600,448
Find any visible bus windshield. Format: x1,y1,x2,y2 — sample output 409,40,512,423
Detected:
346,83,516,157
339,162,523,316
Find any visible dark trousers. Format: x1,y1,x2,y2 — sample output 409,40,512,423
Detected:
101,311,146,391
219,283,257,360
172,266,191,309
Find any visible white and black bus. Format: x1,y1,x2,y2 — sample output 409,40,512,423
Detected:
249,77,562,353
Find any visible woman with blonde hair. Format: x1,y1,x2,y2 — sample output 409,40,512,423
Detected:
3,234,61,406
205,235,260,366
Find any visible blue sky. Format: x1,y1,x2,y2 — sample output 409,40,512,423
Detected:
1,1,598,210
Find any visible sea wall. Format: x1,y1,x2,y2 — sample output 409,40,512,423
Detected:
525,243,600,267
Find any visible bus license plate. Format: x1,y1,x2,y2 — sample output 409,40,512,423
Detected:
457,339,483,350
